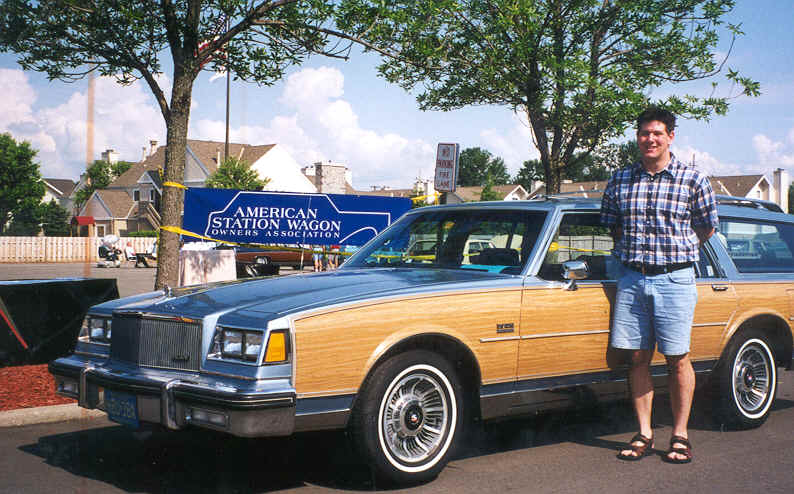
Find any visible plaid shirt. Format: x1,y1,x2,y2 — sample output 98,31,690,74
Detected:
600,155,718,265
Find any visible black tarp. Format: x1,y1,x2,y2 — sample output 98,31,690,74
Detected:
0,278,119,366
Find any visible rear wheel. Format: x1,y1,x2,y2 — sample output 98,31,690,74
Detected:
715,330,777,429
351,350,463,485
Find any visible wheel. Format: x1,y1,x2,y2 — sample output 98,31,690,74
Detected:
350,350,463,485
243,264,259,277
255,256,270,265
714,330,777,429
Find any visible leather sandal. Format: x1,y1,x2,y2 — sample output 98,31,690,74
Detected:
663,435,693,464
617,433,654,461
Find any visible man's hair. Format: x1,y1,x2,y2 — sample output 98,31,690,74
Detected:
636,107,676,133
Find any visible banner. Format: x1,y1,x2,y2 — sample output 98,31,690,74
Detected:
183,189,412,246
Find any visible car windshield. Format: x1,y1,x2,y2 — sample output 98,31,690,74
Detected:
344,208,547,274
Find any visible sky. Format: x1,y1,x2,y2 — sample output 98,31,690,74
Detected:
1,1,793,191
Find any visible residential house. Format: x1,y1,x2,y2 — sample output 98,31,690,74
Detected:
446,184,530,204
42,178,77,213
77,139,317,236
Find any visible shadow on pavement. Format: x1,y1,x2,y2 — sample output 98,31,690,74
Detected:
18,391,794,492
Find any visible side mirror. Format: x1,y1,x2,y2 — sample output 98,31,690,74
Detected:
561,260,590,291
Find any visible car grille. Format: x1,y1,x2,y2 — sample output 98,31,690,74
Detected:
110,315,202,372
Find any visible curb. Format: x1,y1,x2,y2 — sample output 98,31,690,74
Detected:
0,403,105,428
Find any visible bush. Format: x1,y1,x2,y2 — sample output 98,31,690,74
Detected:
127,230,159,237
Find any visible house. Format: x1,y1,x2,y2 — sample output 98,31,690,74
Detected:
77,140,317,237
42,178,77,213
446,184,529,204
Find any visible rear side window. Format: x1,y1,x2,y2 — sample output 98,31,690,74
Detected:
719,219,794,273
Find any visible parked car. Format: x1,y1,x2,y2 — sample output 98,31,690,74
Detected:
50,196,794,484
217,244,313,277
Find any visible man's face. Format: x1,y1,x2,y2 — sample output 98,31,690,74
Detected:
637,120,674,162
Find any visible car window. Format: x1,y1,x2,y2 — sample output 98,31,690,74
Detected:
720,218,794,273
538,213,615,281
345,209,547,275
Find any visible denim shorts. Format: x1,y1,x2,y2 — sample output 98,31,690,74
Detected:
610,265,697,356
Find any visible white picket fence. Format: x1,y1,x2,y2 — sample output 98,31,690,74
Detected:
0,236,157,263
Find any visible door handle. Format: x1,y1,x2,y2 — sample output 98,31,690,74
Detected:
711,284,729,292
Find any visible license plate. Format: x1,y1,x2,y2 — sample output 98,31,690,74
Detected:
105,389,139,428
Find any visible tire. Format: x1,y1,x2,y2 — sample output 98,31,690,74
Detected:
350,350,463,485
243,264,259,277
714,330,777,429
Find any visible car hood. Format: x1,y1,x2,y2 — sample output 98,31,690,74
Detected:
97,268,518,321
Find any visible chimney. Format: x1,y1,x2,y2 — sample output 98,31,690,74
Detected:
216,147,221,165
141,147,147,161
774,168,789,212
314,161,347,194
149,140,158,157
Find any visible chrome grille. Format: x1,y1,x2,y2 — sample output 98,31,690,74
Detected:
110,315,202,372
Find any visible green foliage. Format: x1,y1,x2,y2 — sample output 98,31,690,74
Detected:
74,159,133,207
339,0,758,193
40,199,70,236
128,230,159,237
4,202,40,236
205,157,270,190
458,147,510,187
479,176,501,201
0,133,45,234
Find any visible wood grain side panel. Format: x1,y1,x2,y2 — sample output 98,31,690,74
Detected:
728,283,794,342
292,290,522,396
518,333,609,379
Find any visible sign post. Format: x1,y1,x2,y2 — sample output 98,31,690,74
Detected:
434,143,459,199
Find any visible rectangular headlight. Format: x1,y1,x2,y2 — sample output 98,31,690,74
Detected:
244,332,264,361
222,330,243,358
209,326,268,364
79,316,112,344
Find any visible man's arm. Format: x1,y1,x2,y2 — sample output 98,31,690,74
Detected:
694,226,714,246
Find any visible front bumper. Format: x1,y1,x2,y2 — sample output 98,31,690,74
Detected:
49,356,296,437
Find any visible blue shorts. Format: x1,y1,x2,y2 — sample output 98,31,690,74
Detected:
312,253,322,261
611,265,697,356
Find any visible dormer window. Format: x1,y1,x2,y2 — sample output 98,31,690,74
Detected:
149,189,155,201
133,189,140,201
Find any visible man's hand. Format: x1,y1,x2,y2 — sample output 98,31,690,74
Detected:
694,226,715,246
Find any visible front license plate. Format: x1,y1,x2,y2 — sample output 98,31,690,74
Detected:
105,389,139,428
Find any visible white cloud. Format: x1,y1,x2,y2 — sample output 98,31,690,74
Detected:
671,144,745,176
0,70,167,179
752,132,794,166
480,112,539,176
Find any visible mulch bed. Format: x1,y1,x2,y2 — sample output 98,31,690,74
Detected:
0,363,75,412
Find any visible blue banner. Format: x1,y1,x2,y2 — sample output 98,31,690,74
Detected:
183,189,412,246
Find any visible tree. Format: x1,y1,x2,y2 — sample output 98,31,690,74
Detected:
340,0,759,194
40,200,71,236
479,176,501,201
205,157,270,190
74,159,133,207
4,202,41,236
0,133,45,235
458,147,510,187
1,1,377,289
514,159,544,193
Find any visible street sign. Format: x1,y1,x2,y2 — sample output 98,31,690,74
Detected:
434,143,459,193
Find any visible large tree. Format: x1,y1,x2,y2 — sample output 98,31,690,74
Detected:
74,159,133,207
40,200,71,236
0,133,45,235
458,147,510,187
0,1,372,289
340,0,759,194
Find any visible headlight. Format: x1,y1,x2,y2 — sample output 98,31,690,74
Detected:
79,315,112,344
209,326,287,364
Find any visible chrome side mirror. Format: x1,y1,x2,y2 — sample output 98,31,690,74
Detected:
562,260,590,291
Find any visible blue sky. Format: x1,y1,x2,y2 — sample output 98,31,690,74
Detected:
1,0,793,190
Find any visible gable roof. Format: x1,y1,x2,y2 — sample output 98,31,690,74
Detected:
109,140,276,189
94,189,135,218
452,184,528,202
354,187,415,198
43,178,77,198
710,175,766,197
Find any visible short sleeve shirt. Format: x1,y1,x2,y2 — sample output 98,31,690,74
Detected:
600,155,718,265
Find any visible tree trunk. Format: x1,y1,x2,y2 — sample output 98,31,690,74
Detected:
154,70,193,291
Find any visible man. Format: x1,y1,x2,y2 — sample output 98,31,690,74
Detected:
601,107,718,464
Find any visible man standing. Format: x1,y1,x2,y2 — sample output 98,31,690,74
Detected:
601,107,718,463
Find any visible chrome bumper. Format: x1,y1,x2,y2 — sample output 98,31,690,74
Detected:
49,356,296,437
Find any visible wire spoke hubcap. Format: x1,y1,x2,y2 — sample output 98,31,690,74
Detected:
382,372,449,464
733,343,771,413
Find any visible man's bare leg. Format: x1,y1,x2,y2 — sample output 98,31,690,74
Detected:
666,353,695,461
620,349,655,457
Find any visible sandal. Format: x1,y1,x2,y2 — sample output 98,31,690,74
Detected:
617,433,654,461
663,435,693,464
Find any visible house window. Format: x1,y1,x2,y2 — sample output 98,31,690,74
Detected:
133,189,140,201
96,224,106,238
149,189,155,201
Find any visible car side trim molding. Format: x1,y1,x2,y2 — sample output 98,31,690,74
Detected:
294,394,355,432
521,329,609,339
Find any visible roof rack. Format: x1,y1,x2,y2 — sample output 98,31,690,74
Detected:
529,190,604,201
716,195,783,213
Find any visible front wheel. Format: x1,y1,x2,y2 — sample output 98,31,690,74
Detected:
714,330,777,429
350,350,463,485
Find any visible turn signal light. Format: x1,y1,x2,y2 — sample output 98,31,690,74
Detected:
264,331,287,363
